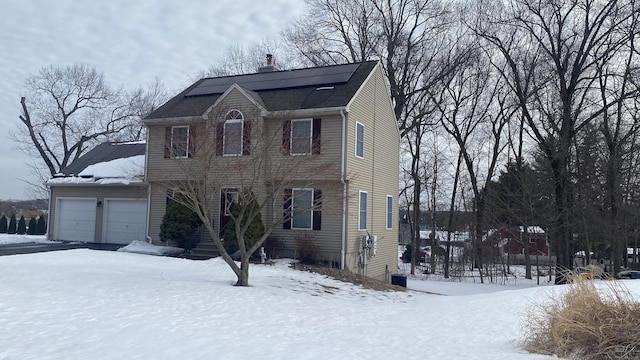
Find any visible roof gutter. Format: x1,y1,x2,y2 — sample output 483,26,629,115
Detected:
264,107,346,119
141,115,204,126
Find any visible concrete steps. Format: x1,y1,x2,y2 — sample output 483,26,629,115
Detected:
182,241,219,260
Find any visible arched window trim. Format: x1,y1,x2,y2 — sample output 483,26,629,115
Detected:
223,109,244,155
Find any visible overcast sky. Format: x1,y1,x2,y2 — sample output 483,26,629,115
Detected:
0,0,305,200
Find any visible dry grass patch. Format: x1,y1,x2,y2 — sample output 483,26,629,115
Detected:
524,276,640,359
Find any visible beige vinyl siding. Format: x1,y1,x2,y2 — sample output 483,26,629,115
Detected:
344,64,399,281
48,185,147,243
268,180,343,264
147,184,167,244
263,114,342,182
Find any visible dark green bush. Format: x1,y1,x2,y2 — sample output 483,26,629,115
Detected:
27,218,37,235
159,201,202,251
0,215,7,233
17,215,27,235
7,214,16,234
36,216,47,235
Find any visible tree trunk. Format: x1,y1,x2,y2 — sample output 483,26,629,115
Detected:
235,257,250,286
411,177,421,275
523,227,531,279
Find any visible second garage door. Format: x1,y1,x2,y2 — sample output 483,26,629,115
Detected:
103,200,147,244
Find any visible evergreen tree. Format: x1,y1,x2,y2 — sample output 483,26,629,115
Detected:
221,191,265,255
159,201,202,251
17,215,27,235
0,215,7,233
7,214,17,234
36,216,47,235
27,217,37,235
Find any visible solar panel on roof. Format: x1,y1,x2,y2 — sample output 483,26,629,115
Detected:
185,63,360,97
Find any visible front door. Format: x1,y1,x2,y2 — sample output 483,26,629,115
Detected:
219,189,238,236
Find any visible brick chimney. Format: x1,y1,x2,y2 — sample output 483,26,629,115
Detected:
258,54,279,73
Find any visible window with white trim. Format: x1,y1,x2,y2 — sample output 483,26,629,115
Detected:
223,110,243,155
355,122,364,158
171,126,190,158
386,195,393,230
359,191,367,230
291,119,312,155
292,188,313,229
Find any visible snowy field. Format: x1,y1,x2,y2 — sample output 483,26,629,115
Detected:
1,235,639,359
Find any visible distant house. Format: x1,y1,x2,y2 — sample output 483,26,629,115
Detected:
484,226,550,257
47,142,147,244
142,59,399,281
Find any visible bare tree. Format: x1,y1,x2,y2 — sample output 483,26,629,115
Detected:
15,64,167,195
195,38,299,78
475,0,640,282
149,106,339,286
435,45,510,282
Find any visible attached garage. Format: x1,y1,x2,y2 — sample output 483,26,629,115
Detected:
47,142,148,245
103,199,147,244
55,198,97,242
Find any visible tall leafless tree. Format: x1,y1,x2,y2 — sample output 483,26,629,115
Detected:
15,64,167,195
475,0,640,282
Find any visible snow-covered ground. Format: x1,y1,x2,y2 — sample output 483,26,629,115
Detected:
1,234,639,359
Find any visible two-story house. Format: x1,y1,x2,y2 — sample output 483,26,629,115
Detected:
143,59,399,281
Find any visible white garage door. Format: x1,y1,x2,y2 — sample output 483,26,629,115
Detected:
104,200,147,244
56,199,97,242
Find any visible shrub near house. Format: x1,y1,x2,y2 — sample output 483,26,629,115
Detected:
159,201,202,251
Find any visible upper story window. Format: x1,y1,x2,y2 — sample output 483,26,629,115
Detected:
291,119,312,155
216,109,251,156
224,110,243,156
164,125,195,158
355,122,364,158
283,118,321,155
359,190,368,230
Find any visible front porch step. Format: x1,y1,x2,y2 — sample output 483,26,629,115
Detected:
182,241,219,261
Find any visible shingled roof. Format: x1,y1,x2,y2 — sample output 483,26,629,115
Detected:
145,61,378,120
58,142,146,176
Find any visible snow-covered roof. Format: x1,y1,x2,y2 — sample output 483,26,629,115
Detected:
47,142,145,186
519,226,545,234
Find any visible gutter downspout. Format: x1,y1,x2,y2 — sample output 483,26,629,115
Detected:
144,131,153,244
46,185,52,239
340,108,348,270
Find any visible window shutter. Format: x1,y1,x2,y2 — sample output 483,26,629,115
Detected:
282,120,291,155
164,127,171,158
216,123,224,156
188,125,196,158
312,118,321,155
242,121,251,155
313,189,322,230
283,188,292,229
